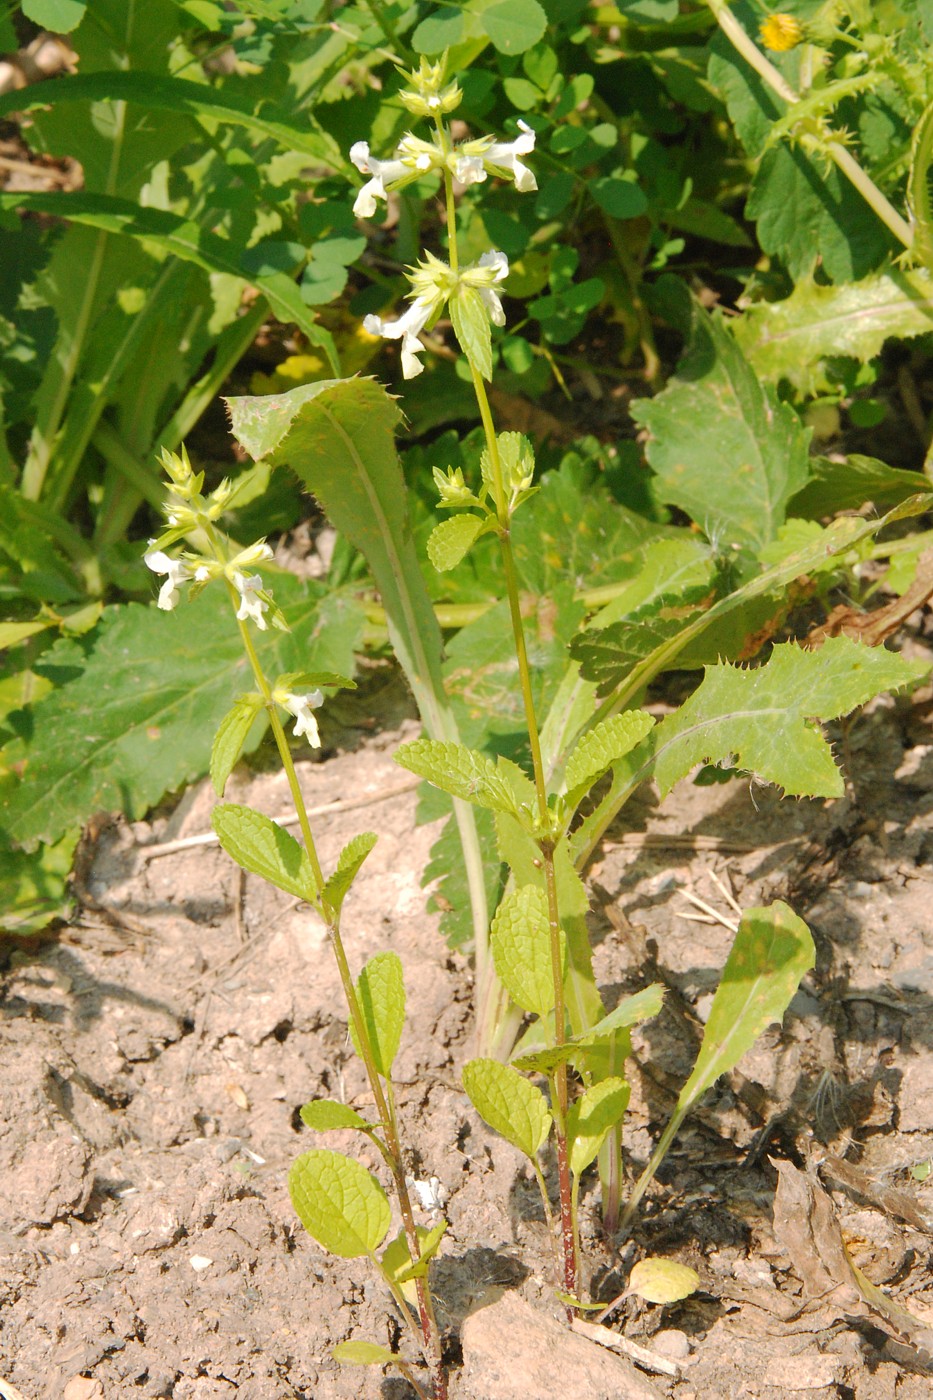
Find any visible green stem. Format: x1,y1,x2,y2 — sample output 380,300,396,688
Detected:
618,1104,687,1238
707,0,913,251
364,0,414,65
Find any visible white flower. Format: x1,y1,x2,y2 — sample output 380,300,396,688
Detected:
364,296,437,379
453,153,487,187
145,548,194,611
474,250,509,326
281,689,324,746
483,119,537,192
350,140,415,218
232,571,270,629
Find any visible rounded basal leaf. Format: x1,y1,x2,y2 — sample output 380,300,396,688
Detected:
462,1057,552,1160
350,951,406,1077
333,1339,397,1366
628,1258,700,1305
427,515,485,573
299,1100,372,1133
289,1149,391,1258
490,884,561,1017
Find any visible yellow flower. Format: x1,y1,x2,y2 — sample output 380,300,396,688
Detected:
759,13,803,51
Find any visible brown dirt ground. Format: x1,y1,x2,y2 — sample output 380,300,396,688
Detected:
3,657,933,1399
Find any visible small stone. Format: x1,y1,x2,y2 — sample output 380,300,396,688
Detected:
651,1329,691,1361
63,1380,104,1400
189,1254,213,1271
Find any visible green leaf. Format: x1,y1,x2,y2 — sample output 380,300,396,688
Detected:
790,454,925,519
382,1221,448,1290
631,293,811,559
0,827,79,936
288,1149,391,1258
427,515,486,572
321,832,378,920
210,693,264,796
0,192,339,373
462,1057,552,1160
567,1078,630,1177
677,902,814,1113
481,0,547,53
491,885,562,1017
21,0,86,31
648,637,929,800
225,377,490,958
584,984,665,1040
591,174,648,220
332,1341,397,1367
563,711,655,804
628,1258,700,1304
212,803,318,901
1,578,364,850
299,1100,373,1134
449,285,493,381
395,738,519,817
350,951,406,1078
734,269,933,396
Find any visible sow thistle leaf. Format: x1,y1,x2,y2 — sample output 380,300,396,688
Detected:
321,832,378,919
300,1100,373,1134
678,902,814,1114
395,738,519,817
212,803,318,901
650,636,929,800
789,455,926,520
568,1078,630,1178
211,693,264,796
563,710,655,803
571,585,712,691
332,1340,397,1367
449,285,493,382
427,514,487,572
490,885,563,1017
289,1149,390,1258
628,1258,700,1305
350,951,405,1078
462,1057,552,1160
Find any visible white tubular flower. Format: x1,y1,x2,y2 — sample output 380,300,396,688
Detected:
232,571,270,629
483,119,537,192
230,540,274,572
364,296,436,379
474,250,509,326
145,548,195,611
350,141,413,218
281,689,324,746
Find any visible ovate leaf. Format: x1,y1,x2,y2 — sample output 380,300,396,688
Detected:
790,455,926,519
427,514,486,572
321,832,378,919
395,738,519,816
300,1100,373,1133
568,1078,630,1177
647,637,929,799
481,0,547,54
677,902,814,1113
631,293,811,560
628,1258,700,1304
350,951,406,1077
332,1341,397,1367
462,1057,552,1160
211,693,264,796
289,1149,391,1258
212,803,318,901
584,984,665,1040
563,710,655,804
490,884,562,1017
449,285,493,381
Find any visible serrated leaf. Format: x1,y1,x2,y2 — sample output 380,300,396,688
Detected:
289,1149,391,1258
321,832,378,920
449,285,493,381
631,294,811,559
462,1057,552,1160
332,1340,397,1367
395,738,519,816
649,637,929,800
427,514,486,572
350,951,405,1078
678,902,814,1112
210,693,264,796
1,576,363,851
563,711,655,803
628,1258,700,1304
481,0,547,53
212,803,318,901
491,885,562,1017
299,1100,373,1134
567,1078,630,1178
734,269,933,396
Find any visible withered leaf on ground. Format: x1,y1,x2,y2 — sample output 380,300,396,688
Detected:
818,1152,933,1234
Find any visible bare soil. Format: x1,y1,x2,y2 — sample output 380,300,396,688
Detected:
4,666,933,1399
